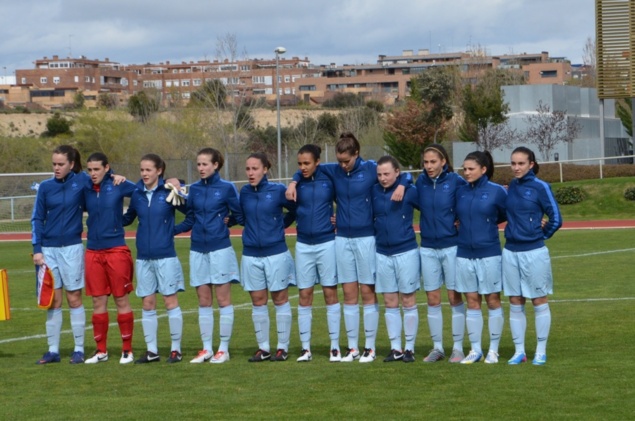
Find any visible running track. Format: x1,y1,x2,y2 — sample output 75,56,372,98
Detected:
3,219,635,241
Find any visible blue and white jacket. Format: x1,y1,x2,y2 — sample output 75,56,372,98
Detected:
175,171,243,253
292,157,411,238
504,170,562,252
84,170,137,250
415,167,467,249
295,166,336,245
456,175,507,259
371,175,419,256
123,177,186,260
31,171,88,254
240,175,296,257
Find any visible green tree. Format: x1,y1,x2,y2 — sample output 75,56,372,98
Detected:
128,90,159,123
617,99,632,137
97,93,118,109
72,91,85,109
189,80,227,109
323,92,365,108
44,112,72,137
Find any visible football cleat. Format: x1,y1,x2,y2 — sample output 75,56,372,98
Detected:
85,351,108,364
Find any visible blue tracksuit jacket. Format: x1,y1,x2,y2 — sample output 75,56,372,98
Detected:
31,171,88,254
84,171,137,250
504,170,562,252
456,175,507,259
240,176,296,257
371,176,419,256
415,167,467,249
175,171,243,253
295,166,336,245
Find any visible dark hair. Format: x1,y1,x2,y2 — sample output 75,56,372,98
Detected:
140,153,166,176
336,132,360,156
422,143,453,172
247,152,271,170
298,144,322,161
197,147,224,170
377,155,400,171
87,152,109,167
511,146,540,175
464,150,495,179
53,145,82,173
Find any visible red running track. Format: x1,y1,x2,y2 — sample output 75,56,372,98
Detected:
3,220,635,242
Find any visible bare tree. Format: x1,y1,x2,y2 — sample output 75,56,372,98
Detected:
580,36,597,88
477,121,520,152
524,101,581,161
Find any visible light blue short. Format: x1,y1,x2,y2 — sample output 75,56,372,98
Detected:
135,257,185,297
241,251,296,292
420,246,458,292
295,240,338,289
456,256,502,295
335,236,376,285
190,247,240,287
375,249,420,294
42,244,84,291
503,247,553,299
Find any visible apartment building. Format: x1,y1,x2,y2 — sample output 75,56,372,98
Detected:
7,49,577,109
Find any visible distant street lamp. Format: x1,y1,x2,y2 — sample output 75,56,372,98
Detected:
274,46,286,181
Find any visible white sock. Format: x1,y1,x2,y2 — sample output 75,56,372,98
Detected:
167,306,183,353
488,307,504,354
141,309,158,354
219,305,234,353
403,305,419,352
275,302,292,352
69,305,85,353
384,307,402,351
466,308,483,354
297,305,312,350
46,308,63,354
363,303,379,350
451,302,466,351
252,305,270,352
427,304,443,351
198,306,214,353
343,304,359,350
509,304,526,354
534,303,551,355
326,303,341,351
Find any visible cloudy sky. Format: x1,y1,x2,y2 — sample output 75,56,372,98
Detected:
0,0,595,74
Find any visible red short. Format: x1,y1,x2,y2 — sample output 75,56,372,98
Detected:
85,246,134,297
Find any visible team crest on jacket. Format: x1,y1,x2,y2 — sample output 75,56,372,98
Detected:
158,194,166,202
523,189,533,198
71,182,79,189
105,185,113,193
322,182,328,188
214,190,221,198
356,173,365,180
442,183,450,191
265,193,273,200
480,192,489,200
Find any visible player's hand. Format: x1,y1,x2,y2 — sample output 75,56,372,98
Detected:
111,174,127,185
33,253,44,266
330,214,336,226
165,182,187,206
390,184,405,201
285,182,297,201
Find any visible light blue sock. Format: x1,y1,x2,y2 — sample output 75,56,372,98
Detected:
69,305,85,353
46,308,63,354
403,305,419,352
167,306,183,353
326,303,341,351
427,304,443,351
252,304,270,352
466,309,483,354
343,304,359,351
488,307,504,354
141,309,158,354
451,302,466,351
297,305,312,350
198,306,214,353
534,303,551,355
219,305,234,353
275,302,292,351
363,303,379,350
509,304,526,354
384,307,402,351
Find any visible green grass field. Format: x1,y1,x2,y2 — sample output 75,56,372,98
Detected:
0,229,633,420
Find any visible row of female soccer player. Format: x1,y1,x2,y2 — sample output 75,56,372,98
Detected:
31,132,561,366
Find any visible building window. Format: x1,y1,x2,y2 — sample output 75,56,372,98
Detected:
21,77,26,84
53,77,60,84
193,79,202,86
85,76,91,82
182,80,191,87
299,85,316,91
40,77,47,84
133,80,138,86
166,80,173,87
540,70,558,78
252,76,265,84
182,92,191,99
284,75,290,83
240,65,250,71
74,76,79,82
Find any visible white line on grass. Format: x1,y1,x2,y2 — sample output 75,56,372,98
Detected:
552,248,635,259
